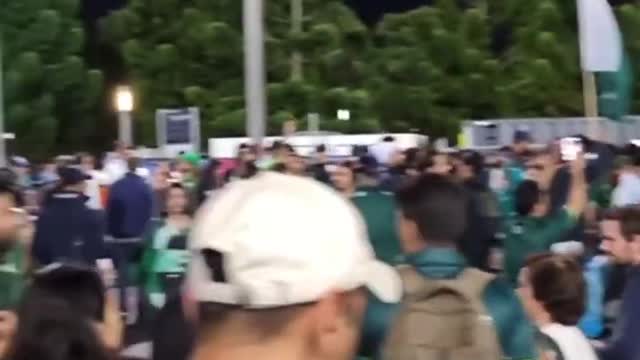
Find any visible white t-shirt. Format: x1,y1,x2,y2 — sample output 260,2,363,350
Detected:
540,323,598,360
370,141,397,166
612,172,640,207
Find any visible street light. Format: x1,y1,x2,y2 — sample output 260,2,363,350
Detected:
114,86,134,146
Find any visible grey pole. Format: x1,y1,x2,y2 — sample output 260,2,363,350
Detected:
118,111,133,147
290,0,303,81
243,0,267,144
0,37,7,167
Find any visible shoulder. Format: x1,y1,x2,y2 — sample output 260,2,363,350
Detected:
483,276,538,359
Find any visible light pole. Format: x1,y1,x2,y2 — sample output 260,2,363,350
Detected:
243,0,267,144
114,86,134,147
0,37,7,167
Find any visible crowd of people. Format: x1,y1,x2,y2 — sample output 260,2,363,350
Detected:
0,131,639,360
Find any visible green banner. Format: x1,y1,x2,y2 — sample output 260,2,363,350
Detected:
597,53,633,121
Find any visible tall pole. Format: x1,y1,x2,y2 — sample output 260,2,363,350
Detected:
0,38,7,167
582,71,600,140
291,0,303,81
243,0,267,144
118,111,133,147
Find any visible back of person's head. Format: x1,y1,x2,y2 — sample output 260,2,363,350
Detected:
6,264,110,360
188,173,400,360
460,150,484,176
521,254,585,326
515,180,541,217
382,136,395,143
127,156,140,173
395,174,468,249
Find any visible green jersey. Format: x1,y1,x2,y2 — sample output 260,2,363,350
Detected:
503,209,578,284
0,244,27,310
351,188,403,265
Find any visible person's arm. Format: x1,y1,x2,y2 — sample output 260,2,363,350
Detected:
566,153,588,217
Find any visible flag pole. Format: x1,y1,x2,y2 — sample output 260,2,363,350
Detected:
582,71,601,139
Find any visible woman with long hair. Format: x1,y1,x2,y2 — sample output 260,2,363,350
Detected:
4,264,122,360
140,184,192,310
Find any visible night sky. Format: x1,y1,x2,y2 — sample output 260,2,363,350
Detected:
84,0,427,24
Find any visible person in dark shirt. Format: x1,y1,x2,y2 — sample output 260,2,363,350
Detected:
597,207,640,360
455,150,500,271
33,167,109,267
106,156,152,325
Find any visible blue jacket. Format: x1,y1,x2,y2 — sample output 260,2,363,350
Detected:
598,267,640,360
107,173,153,239
33,191,108,266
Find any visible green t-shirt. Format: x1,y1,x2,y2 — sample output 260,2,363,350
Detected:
503,209,578,284
351,189,403,265
0,244,26,310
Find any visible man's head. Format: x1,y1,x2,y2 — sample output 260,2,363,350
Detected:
600,207,640,264
515,180,549,218
455,151,484,181
331,162,356,194
513,130,532,155
57,167,90,193
424,152,452,175
395,174,468,253
0,183,23,256
188,173,400,360
518,253,586,326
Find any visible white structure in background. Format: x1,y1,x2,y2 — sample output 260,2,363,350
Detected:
208,133,427,159
155,108,201,158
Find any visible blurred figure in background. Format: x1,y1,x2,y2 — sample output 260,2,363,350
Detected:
140,184,191,310
611,153,640,207
79,153,106,211
0,183,27,357
196,159,220,206
33,167,108,267
103,141,130,185
151,161,172,219
370,135,397,167
309,144,331,185
224,144,258,183
283,151,307,177
518,254,597,360
106,156,153,325
5,264,122,360
424,151,453,175
456,150,500,271
9,157,31,190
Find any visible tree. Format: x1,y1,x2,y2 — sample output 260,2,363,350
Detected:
371,0,497,137
1,0,103,159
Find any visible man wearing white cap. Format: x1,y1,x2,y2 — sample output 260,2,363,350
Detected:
187,172,401,360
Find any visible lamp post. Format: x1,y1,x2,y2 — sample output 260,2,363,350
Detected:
114,86,134,147
243,0,266,144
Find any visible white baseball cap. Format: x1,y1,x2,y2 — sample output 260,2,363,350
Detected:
187,172,402,308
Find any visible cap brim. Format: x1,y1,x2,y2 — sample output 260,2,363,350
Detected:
355,260,403,304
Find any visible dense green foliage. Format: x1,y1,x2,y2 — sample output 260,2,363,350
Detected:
1,0,103,158
4,0,640,152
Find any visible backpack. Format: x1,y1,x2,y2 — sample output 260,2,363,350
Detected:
382,266,502,360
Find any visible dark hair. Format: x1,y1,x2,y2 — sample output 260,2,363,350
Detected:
167,183,191,215
395,174,468,245
316,144,326,154
601,207,640,242
383,136,395,142
6,265,109,360
515,180,541,216
460,150,484,175
127,156,140,172
525,254,586,326
0,181,24,207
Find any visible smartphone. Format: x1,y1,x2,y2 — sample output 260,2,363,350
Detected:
560,137,583,162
